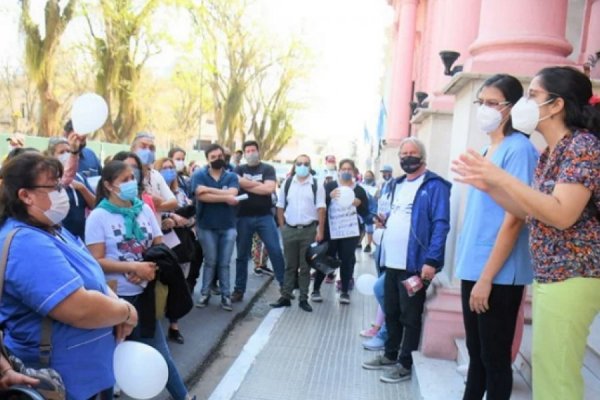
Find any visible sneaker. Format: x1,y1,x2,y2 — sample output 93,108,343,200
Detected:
339,292,350,304
168,328,184,344
362,336,385,351
257,265,275,276
221,297,233,311
196,295,210,308
231,290,244,303
311,291,323,302
380,365,412,383
364,244,372,253
210,283,221,296
360,325,380,338
325,274,335,284
362,355,397,370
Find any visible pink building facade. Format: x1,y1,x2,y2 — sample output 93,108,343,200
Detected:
379,0,600,395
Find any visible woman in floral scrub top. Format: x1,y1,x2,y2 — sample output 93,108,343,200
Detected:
453,66,600,400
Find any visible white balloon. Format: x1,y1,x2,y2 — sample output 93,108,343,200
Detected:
113,341,168,399
335,186,355,207
356,274,377,296
372,228,384,246
71,93,108,135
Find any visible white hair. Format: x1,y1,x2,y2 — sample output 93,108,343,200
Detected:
398,137,427,162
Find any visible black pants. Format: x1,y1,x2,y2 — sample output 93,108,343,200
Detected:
313,236,359,293
461,280,524,400
383,269,426,369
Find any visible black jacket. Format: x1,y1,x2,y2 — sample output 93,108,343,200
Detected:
137,244,193,337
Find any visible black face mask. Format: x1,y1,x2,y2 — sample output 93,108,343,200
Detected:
210,159,226,170
400,156,423,174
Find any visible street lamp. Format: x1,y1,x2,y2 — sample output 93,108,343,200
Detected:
439,50,463,76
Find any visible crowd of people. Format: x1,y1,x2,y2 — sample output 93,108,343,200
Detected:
0,65,598,400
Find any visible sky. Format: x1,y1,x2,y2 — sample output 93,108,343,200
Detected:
0,0,393,151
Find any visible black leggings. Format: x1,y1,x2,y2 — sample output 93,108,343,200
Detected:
313,236,359,293
461,280,523,400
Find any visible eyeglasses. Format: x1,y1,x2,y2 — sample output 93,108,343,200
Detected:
295,162,310,167
26,183,65,193
473,99,510,108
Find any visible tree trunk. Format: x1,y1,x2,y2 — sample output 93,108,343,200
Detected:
37,79,60,136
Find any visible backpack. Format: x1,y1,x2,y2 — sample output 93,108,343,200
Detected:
283,176,318,210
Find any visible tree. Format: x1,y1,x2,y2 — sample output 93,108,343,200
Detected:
191,0,308,157
84,0,160,143
20,0,77,136
241,41,308,159
0,63,38,134
171,57,213,146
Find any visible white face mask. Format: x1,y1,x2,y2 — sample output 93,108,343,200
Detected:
174,160,185,172
42,190,70,225
510,97,553,135
57,152,70,166
476,105,504,134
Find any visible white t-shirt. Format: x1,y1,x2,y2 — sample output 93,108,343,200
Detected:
85,204,162,296
380,175,424,269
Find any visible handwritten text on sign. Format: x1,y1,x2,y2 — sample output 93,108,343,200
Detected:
329,201,359,239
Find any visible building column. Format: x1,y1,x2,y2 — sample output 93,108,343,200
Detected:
581,0,600,79
426,0,482,111
464,0,573,75
386,0,419,145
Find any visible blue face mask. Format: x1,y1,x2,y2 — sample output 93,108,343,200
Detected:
117,180,138,201
340,171,353,181
136,148,155,166
295,165,310,177
161,168,177,184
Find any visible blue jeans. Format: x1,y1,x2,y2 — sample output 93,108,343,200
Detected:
198,228,236,297
235,215,285,292
374,272,388,340
123,296,188,400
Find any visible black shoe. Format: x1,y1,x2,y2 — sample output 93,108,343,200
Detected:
231,290,244,303
299,301,313,312
168,328,184,344
364,244,372,253
270,297,291,308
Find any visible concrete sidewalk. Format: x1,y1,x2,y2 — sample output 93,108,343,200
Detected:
207,250,412,400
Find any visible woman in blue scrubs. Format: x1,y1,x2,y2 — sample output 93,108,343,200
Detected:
0,153,138,400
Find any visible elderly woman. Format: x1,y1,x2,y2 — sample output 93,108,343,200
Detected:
0,153,138,400
453,66,600,400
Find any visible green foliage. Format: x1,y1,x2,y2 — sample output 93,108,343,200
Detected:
84,0,161,143
10,0,308,159
190,0,309,158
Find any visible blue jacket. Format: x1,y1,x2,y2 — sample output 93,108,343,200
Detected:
380,170,451,274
